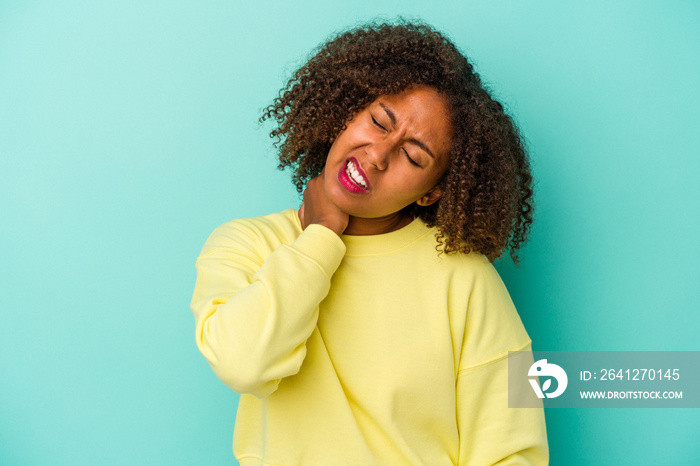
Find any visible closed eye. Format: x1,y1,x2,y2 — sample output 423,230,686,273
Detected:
371,112,420,167
371,115,387,131
403,149,420,167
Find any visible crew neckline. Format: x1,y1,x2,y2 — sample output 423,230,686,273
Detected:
288,208,434,257
342,215,433,256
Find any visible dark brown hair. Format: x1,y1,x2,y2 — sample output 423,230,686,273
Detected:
261,20,534,262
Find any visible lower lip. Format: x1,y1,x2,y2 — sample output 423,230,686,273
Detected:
338,162,368,194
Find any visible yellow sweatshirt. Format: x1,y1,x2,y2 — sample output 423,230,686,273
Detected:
190,209,548,465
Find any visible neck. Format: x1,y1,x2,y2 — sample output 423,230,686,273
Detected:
343,212,413,236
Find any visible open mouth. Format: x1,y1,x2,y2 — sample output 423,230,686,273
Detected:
345,159,368,189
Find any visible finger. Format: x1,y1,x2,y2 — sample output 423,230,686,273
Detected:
298,203,306,229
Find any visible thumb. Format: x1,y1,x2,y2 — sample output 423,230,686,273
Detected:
298,202,306,229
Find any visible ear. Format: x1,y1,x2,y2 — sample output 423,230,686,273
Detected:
416,186,443,207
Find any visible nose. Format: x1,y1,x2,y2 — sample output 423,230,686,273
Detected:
366,138,394,171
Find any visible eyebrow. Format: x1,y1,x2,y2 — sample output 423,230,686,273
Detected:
378,102,436,159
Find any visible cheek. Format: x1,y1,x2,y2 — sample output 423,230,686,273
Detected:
383,174,427,202
323,166,336,192
404,168,441,190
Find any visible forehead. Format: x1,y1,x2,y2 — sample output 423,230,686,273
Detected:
373,86,453,153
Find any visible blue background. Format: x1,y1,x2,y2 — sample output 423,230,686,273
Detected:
1,1,698,464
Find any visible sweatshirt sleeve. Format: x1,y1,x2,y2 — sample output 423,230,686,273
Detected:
456,347,549,465
190,221,346,398
456,259,548,465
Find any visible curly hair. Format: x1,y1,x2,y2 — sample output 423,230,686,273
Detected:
260,20,534,262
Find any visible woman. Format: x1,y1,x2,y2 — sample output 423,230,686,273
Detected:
191,21,548,465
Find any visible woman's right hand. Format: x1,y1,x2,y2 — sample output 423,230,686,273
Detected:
299,169,349,236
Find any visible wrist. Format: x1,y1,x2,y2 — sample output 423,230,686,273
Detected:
314,218,347,236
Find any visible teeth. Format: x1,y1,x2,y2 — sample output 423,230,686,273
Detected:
346,161,367,188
